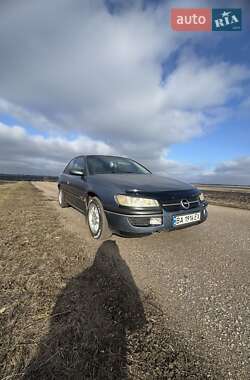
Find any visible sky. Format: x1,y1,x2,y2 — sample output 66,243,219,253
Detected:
0,0,249,184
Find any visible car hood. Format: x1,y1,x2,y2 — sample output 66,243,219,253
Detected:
90,174,194,192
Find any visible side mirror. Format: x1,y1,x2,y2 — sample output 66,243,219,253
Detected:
70,169,85,176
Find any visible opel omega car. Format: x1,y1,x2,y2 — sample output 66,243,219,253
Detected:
58,155,208,239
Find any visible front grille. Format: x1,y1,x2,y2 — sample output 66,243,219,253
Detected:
163,200,200,212
134,190,200,213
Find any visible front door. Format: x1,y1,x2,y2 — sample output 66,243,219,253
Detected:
68,157,87,212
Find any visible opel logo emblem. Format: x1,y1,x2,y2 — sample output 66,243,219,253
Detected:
181,199,190,209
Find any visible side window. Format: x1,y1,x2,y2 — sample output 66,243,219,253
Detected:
73,157,85,171
63,157,85,174
64,159,74,174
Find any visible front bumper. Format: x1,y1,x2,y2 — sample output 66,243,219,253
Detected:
105,202,208,236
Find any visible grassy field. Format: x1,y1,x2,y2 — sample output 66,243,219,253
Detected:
197,185,250,210
0,182,218,379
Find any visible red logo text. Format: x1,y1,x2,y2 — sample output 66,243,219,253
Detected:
171,8,211,32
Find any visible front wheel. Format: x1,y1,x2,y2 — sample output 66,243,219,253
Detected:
87,197,112,240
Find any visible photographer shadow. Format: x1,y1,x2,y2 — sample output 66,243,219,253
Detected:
24,240,146,379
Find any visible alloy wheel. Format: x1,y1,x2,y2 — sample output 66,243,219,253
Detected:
88,203,100,235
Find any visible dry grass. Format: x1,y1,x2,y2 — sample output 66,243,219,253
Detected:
0,182,220,379
198,188,250,210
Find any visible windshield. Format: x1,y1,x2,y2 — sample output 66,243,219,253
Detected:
87,156,151,175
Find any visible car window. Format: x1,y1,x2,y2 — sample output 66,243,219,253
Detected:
87,157,111,174
64,159,74,174
73,157,85,171
116,160,139,174
87,156,150,175
64,157,85,174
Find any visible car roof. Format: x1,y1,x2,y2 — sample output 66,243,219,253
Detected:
86,155,129,159
73,155,129,160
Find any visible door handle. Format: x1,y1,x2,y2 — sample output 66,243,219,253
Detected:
67,180,70,185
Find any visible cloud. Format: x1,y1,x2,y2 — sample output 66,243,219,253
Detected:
1,122,249,185
0,98,59,132
197,157,250,185
162,50,250,110
0,123,113,175
0,120,202,179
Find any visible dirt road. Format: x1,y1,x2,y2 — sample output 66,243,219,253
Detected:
30,181,250,379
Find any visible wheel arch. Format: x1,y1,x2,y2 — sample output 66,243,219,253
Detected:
86,193,112,239
87,191,99,204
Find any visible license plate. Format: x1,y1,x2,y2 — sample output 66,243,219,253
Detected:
172,212,200,227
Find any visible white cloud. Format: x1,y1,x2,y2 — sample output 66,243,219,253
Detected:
162,51,250,110
1,122,249,185
0,98,59,132
196,157,250,185
0,123,113,175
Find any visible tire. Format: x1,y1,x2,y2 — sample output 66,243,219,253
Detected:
87,197,112,240
58,187,69,208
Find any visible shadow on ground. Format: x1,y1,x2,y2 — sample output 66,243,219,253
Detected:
24,241,221,380
24,241,145,379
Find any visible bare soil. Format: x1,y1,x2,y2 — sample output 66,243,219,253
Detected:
0,182,219,379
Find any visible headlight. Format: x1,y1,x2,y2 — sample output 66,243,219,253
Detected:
199,192,205,202
115,195,159,208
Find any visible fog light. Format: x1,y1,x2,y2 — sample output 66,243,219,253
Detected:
150,217,162,225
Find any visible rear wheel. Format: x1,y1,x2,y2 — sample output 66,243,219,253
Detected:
87,197,111,240
58,188,68,208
